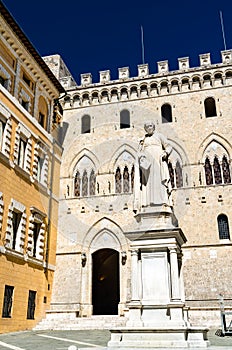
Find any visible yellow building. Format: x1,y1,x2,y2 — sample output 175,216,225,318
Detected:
0,3,65,332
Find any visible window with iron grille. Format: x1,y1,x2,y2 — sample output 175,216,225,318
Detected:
213,157,222,184
74,171,81,197
175,161,183,188
2,285,14,318
27,290,36,319
12,211,22,250
204,158,213,185
218,214,230,240
222,156,231,184
32,222,41,258
123,166,130,193
115,167,122,193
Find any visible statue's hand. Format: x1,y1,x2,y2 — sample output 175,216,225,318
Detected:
162,151,168,161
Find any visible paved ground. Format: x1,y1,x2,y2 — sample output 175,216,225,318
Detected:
0,329,231,350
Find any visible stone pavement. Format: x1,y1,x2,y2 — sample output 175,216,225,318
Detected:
0,329,231,350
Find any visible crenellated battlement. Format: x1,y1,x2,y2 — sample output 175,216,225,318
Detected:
60,50,232,109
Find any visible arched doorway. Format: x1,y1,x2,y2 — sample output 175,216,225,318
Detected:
92,248,119,315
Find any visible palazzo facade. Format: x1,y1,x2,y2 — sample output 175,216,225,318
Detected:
43,50,232,327
0,3,64,333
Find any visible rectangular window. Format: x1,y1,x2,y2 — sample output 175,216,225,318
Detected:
2,285,14,318
17,138,27,168
0,119,6,151
0,76,7,88
32,222,41,257
27,290,36,319
37,155,44,182
22,73,31,87
21,100,29,111
38,113,45,128
12,211,22,250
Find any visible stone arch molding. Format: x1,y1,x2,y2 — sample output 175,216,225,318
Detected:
168,138,189,166
69,148,100,177
197,133,232,164
82,217,128,253
109,143,137,173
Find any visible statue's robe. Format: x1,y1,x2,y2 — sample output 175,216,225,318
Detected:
134,132,172,211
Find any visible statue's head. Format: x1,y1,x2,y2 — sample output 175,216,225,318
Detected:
144,121,155,135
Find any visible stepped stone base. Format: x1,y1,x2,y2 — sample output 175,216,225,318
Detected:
34,313,127,330
108,326,210,348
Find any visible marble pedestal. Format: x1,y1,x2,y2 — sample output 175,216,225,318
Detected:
108,207,209,348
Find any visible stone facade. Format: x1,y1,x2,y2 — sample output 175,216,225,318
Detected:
43,49,232,328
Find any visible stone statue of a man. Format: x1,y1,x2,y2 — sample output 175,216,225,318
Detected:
134,121,172,211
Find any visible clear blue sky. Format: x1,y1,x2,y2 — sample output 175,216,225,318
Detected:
2,0,232,84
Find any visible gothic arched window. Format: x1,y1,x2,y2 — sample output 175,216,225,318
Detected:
218,214,230,240
175,161,183,188
213,157,222,184
81,115,91,134
204,97,217,118
74,171,81,197
161,103,172,123
120,109,130,129
131,165,135,192
222,156,231,184
115,167,122,193
123,166,130,193
205,158,213,185
89,169,96,196
82,170,88,196
168,162,175,188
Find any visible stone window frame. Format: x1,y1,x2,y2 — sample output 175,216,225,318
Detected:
204,96,217,118
2,285,14,318
27,207,46,260
203,147,231,186
13,123,32,174
73,155,96,197
113,149,135,194
168,159,183,189
115,164,134,194
201,140,231,186
4,199,26,254
32,142,49,186
161,103,173,123
217,214,230,240
0,63,12,92
0,103,12,158
19,88,31,113
81,114,91,134
120,109,130,129
27,290,37,319
74,167,96,197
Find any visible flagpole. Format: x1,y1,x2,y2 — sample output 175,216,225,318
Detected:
220,11,227,51
141,25,145,64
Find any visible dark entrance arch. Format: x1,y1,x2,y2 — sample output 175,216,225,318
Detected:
92,248,119,315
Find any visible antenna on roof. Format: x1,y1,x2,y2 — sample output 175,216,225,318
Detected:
219,10,227,50
141,25,145,64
